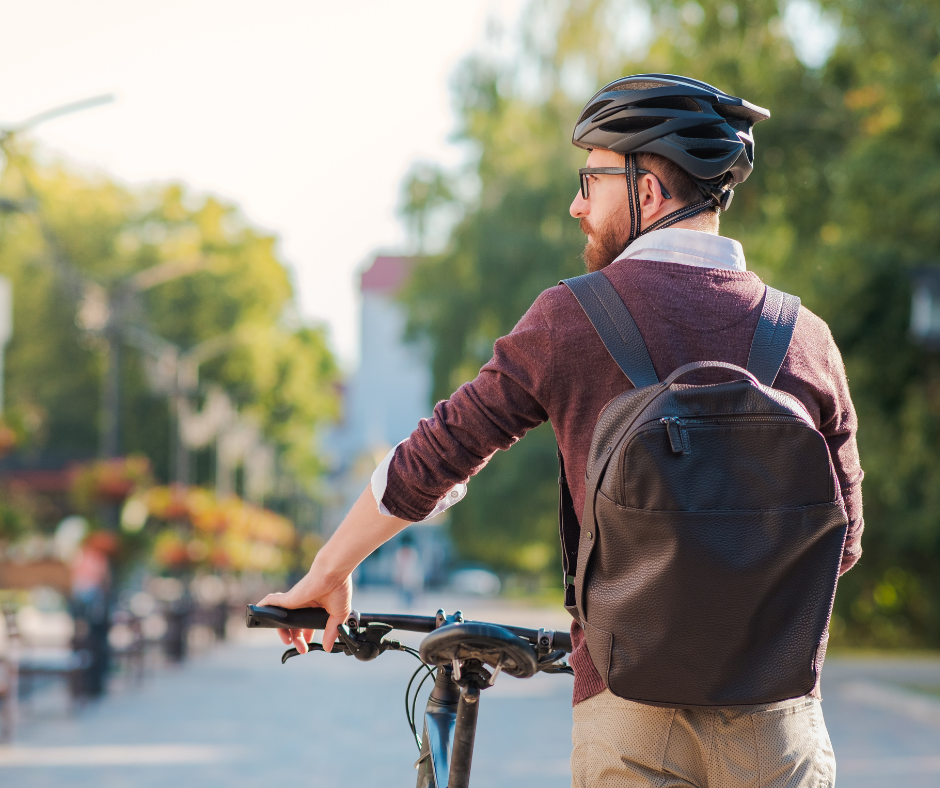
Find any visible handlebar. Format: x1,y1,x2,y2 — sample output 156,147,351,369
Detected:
246,604,573,654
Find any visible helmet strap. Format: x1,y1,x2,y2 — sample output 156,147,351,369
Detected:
624,153,716,244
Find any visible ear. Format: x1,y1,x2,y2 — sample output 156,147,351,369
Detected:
636,173,668,220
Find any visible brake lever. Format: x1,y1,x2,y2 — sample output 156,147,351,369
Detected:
281,622,397,664
539,662,574,675
281,641,346,664
536,649,574,675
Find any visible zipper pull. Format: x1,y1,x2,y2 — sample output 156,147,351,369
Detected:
661,417,690,454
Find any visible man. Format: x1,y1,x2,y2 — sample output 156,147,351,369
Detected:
262,74,862,787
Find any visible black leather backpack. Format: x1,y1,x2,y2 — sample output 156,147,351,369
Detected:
558,271,848,708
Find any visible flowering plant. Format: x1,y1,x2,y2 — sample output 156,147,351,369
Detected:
70,455,153,509
142,486,296,574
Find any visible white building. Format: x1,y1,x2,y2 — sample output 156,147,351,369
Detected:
328,256,432,466
323,256,448,587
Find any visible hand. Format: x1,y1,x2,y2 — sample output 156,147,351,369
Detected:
257,485,409,655
257,563,353,655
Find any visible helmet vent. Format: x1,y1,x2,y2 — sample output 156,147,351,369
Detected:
687,147,735,160
674,126,727,140
632,96,701,113
578,100,613,124
599,117,665,135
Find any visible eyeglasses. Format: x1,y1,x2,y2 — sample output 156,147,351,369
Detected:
578,167,672,200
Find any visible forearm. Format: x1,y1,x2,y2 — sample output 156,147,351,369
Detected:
257,485,410,654
314,485,412,581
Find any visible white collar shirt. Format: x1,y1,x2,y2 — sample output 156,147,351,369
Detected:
614,227,746,272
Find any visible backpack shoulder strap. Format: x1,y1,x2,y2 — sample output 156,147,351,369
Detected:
561,271,659,387
746,286,801,387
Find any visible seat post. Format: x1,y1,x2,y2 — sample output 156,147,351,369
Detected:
447,681,482,788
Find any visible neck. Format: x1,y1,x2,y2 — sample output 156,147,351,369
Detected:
643,207,720,235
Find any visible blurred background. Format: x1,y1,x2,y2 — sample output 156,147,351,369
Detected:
0,0,938,786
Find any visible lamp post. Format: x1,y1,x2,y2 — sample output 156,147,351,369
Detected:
1,98,112,420
124,327,235,485
77,258,210,458
0,94,117,450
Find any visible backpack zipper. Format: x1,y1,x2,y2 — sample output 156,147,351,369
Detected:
660,417,690,454
659,414,802,454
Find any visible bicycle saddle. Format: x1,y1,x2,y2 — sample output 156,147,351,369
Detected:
419,622,538,679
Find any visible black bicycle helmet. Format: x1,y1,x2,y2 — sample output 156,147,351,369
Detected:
573,74,770,212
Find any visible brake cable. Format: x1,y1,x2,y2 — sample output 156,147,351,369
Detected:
277,614,572,751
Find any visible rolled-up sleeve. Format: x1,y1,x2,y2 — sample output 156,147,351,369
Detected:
381,293,554,522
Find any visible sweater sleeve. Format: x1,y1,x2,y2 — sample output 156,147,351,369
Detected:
381,293,553,522
819,328,864,575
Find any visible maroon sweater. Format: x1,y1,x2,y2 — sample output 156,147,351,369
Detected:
383,259,864,705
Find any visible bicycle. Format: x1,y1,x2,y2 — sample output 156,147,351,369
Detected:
246,604,574,788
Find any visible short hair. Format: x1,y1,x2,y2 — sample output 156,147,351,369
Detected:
635,152,717,213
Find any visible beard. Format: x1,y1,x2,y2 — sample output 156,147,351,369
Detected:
579,205,634,273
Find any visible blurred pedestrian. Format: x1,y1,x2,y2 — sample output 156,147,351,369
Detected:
70,531,116,697
392,535,423,608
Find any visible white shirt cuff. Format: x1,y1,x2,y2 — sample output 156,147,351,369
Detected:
371,440,468,522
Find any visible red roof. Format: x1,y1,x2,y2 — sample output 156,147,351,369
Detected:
360,256,413,293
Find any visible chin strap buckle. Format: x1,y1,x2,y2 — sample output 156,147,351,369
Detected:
718,188,735,211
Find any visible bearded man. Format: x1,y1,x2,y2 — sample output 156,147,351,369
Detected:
262,74,862,787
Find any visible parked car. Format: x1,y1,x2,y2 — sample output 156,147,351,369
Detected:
448,566,501,597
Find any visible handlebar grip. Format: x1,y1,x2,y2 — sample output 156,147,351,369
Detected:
245,605,331,630
553,631,572,654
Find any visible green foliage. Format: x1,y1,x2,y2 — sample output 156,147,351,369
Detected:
0,496,32,543
0,144,339,500
401,0,940,643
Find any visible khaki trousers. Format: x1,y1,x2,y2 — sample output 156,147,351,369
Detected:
572,690,836,788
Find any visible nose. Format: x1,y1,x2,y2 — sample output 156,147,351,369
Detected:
570,189,588,218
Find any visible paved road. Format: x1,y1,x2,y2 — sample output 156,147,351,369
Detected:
1,593,938,787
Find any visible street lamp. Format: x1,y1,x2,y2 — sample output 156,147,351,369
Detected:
0,94,114,143
124,327,236,485
0,94,119,450
910,268,940,350
76,259,211,458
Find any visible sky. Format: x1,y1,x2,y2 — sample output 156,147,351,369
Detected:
0,0,836,368
0,0,526,366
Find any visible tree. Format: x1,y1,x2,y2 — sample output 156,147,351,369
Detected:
0,144,339,515
400,0,940,644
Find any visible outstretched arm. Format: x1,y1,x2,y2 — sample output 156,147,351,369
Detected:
257,485,411,654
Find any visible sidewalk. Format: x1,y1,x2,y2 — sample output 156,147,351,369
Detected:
0,593,575,787
0,593,938,787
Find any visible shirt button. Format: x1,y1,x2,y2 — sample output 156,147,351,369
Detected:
451,491,459,498
586,532,593,540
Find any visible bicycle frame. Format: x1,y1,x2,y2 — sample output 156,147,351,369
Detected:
245,604,572,788
415,667,480,788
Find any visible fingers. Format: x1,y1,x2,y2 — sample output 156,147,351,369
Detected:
291,629,309,655
321,613,343,655
257,570,352,654
257,591,292,608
